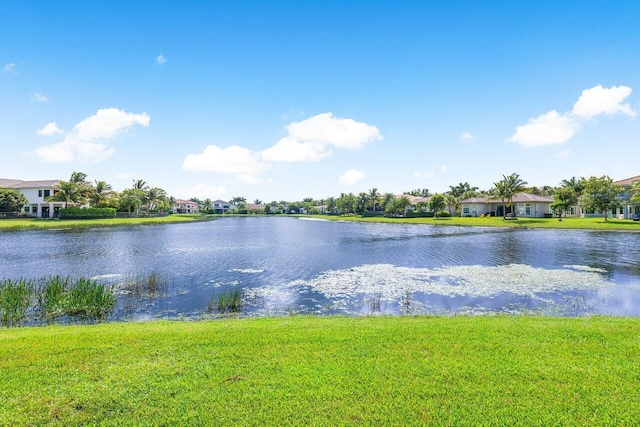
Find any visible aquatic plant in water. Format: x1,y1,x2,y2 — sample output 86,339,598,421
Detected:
0,278,34,326
209,289,244,314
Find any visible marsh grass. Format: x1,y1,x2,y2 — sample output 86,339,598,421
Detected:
0,279,34,326
36,276,116,323
209,288,244,314
121,271,171,295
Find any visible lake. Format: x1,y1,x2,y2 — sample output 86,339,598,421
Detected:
1,216,639,319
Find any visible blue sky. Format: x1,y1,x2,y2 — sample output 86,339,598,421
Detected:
1,1,639,202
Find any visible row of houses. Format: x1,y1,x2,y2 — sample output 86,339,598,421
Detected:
3,175,640,219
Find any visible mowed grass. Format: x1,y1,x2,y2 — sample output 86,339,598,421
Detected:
316,215,640,231
1,316,639,425
0,214,209,231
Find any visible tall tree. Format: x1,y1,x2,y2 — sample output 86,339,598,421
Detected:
493,173,527,218
560,177,584,197
385,196,399,217
397,195,412,217
429,193,446,217
580,176,623,222
550,187,577,220
132,179,149,191
368,188,380,213
0,189,28,213
356,192,369,215
90,180,113,207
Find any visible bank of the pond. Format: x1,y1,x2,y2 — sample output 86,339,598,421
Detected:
1,316,639,425
0,214,212,231
305,215,640,231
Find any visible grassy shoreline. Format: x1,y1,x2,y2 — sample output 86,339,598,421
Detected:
1,316,639,425
0,214,213,231
303,214,640,231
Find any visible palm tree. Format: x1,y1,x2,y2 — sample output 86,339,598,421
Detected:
203,198,213,211
368,188,380,213
493,173,527,218
385,196,399,217
145,187,167,212
356,193,369,215
253,199,262,205
490,181,510,219
90,180,113,207
381,193,395,212
561,177,584,196
397,195,411,217
132,179,149,191
445,194,458,216
46,181,78,208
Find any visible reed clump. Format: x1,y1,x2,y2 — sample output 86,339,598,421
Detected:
0,278,34,326
209,288,244,314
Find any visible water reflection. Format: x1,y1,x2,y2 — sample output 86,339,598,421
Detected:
1,217,639,320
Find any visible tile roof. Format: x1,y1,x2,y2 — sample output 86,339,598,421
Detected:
614,175,640,186
0,178,59,189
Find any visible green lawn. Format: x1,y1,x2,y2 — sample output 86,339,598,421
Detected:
312,215,640,231
0,214,210,231
1,316,639,425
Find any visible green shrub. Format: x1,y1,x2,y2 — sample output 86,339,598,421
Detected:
59,207,116,219
435,210,451,218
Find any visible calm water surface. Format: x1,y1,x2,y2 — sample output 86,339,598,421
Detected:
1,217,639,319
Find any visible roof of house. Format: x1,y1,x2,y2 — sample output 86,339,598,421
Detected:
460,192,554,204
246,204,265,210
398,194,431,205
174,199,198,205
614,175,640,186
212,199,231,205
0,178,59,189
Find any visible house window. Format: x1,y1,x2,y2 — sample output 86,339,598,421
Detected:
24,206,30,213
44,190,50,198
38,190,43,197
525,204,531,215
463,207,470,215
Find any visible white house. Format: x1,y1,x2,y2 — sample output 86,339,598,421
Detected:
172,199,200,214
212,200,235,214
459,192,553,218
0,178,64,218
613,175,640,219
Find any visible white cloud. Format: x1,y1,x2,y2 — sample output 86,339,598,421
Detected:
414,171,434,179
182,144,270,184
555,149,573,161
441,165,450,172
33,92,49,103
71,108,150,141
461,131,477,141
571,85,636,120
510,85,635,148
286,113,382,149
260,137,331,162
33,108,150,163
36,122,63,136
339,169,365,186
156,54,166,65
4,63,16,74
184,183,227,200
183,113,381,184
508,110,579,147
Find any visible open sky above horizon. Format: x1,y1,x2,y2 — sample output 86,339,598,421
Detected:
1,1,639,202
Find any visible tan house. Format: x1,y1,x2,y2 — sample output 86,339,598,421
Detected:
460,192,553,218
172,199,200,214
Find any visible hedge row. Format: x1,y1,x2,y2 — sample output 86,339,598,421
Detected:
59,207,117,219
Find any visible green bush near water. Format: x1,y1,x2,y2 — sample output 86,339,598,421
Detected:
0,279,33,326
59,207,117,219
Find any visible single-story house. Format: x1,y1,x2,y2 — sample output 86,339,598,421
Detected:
0,178,64,218
459,192,554,218
172,199,200,214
